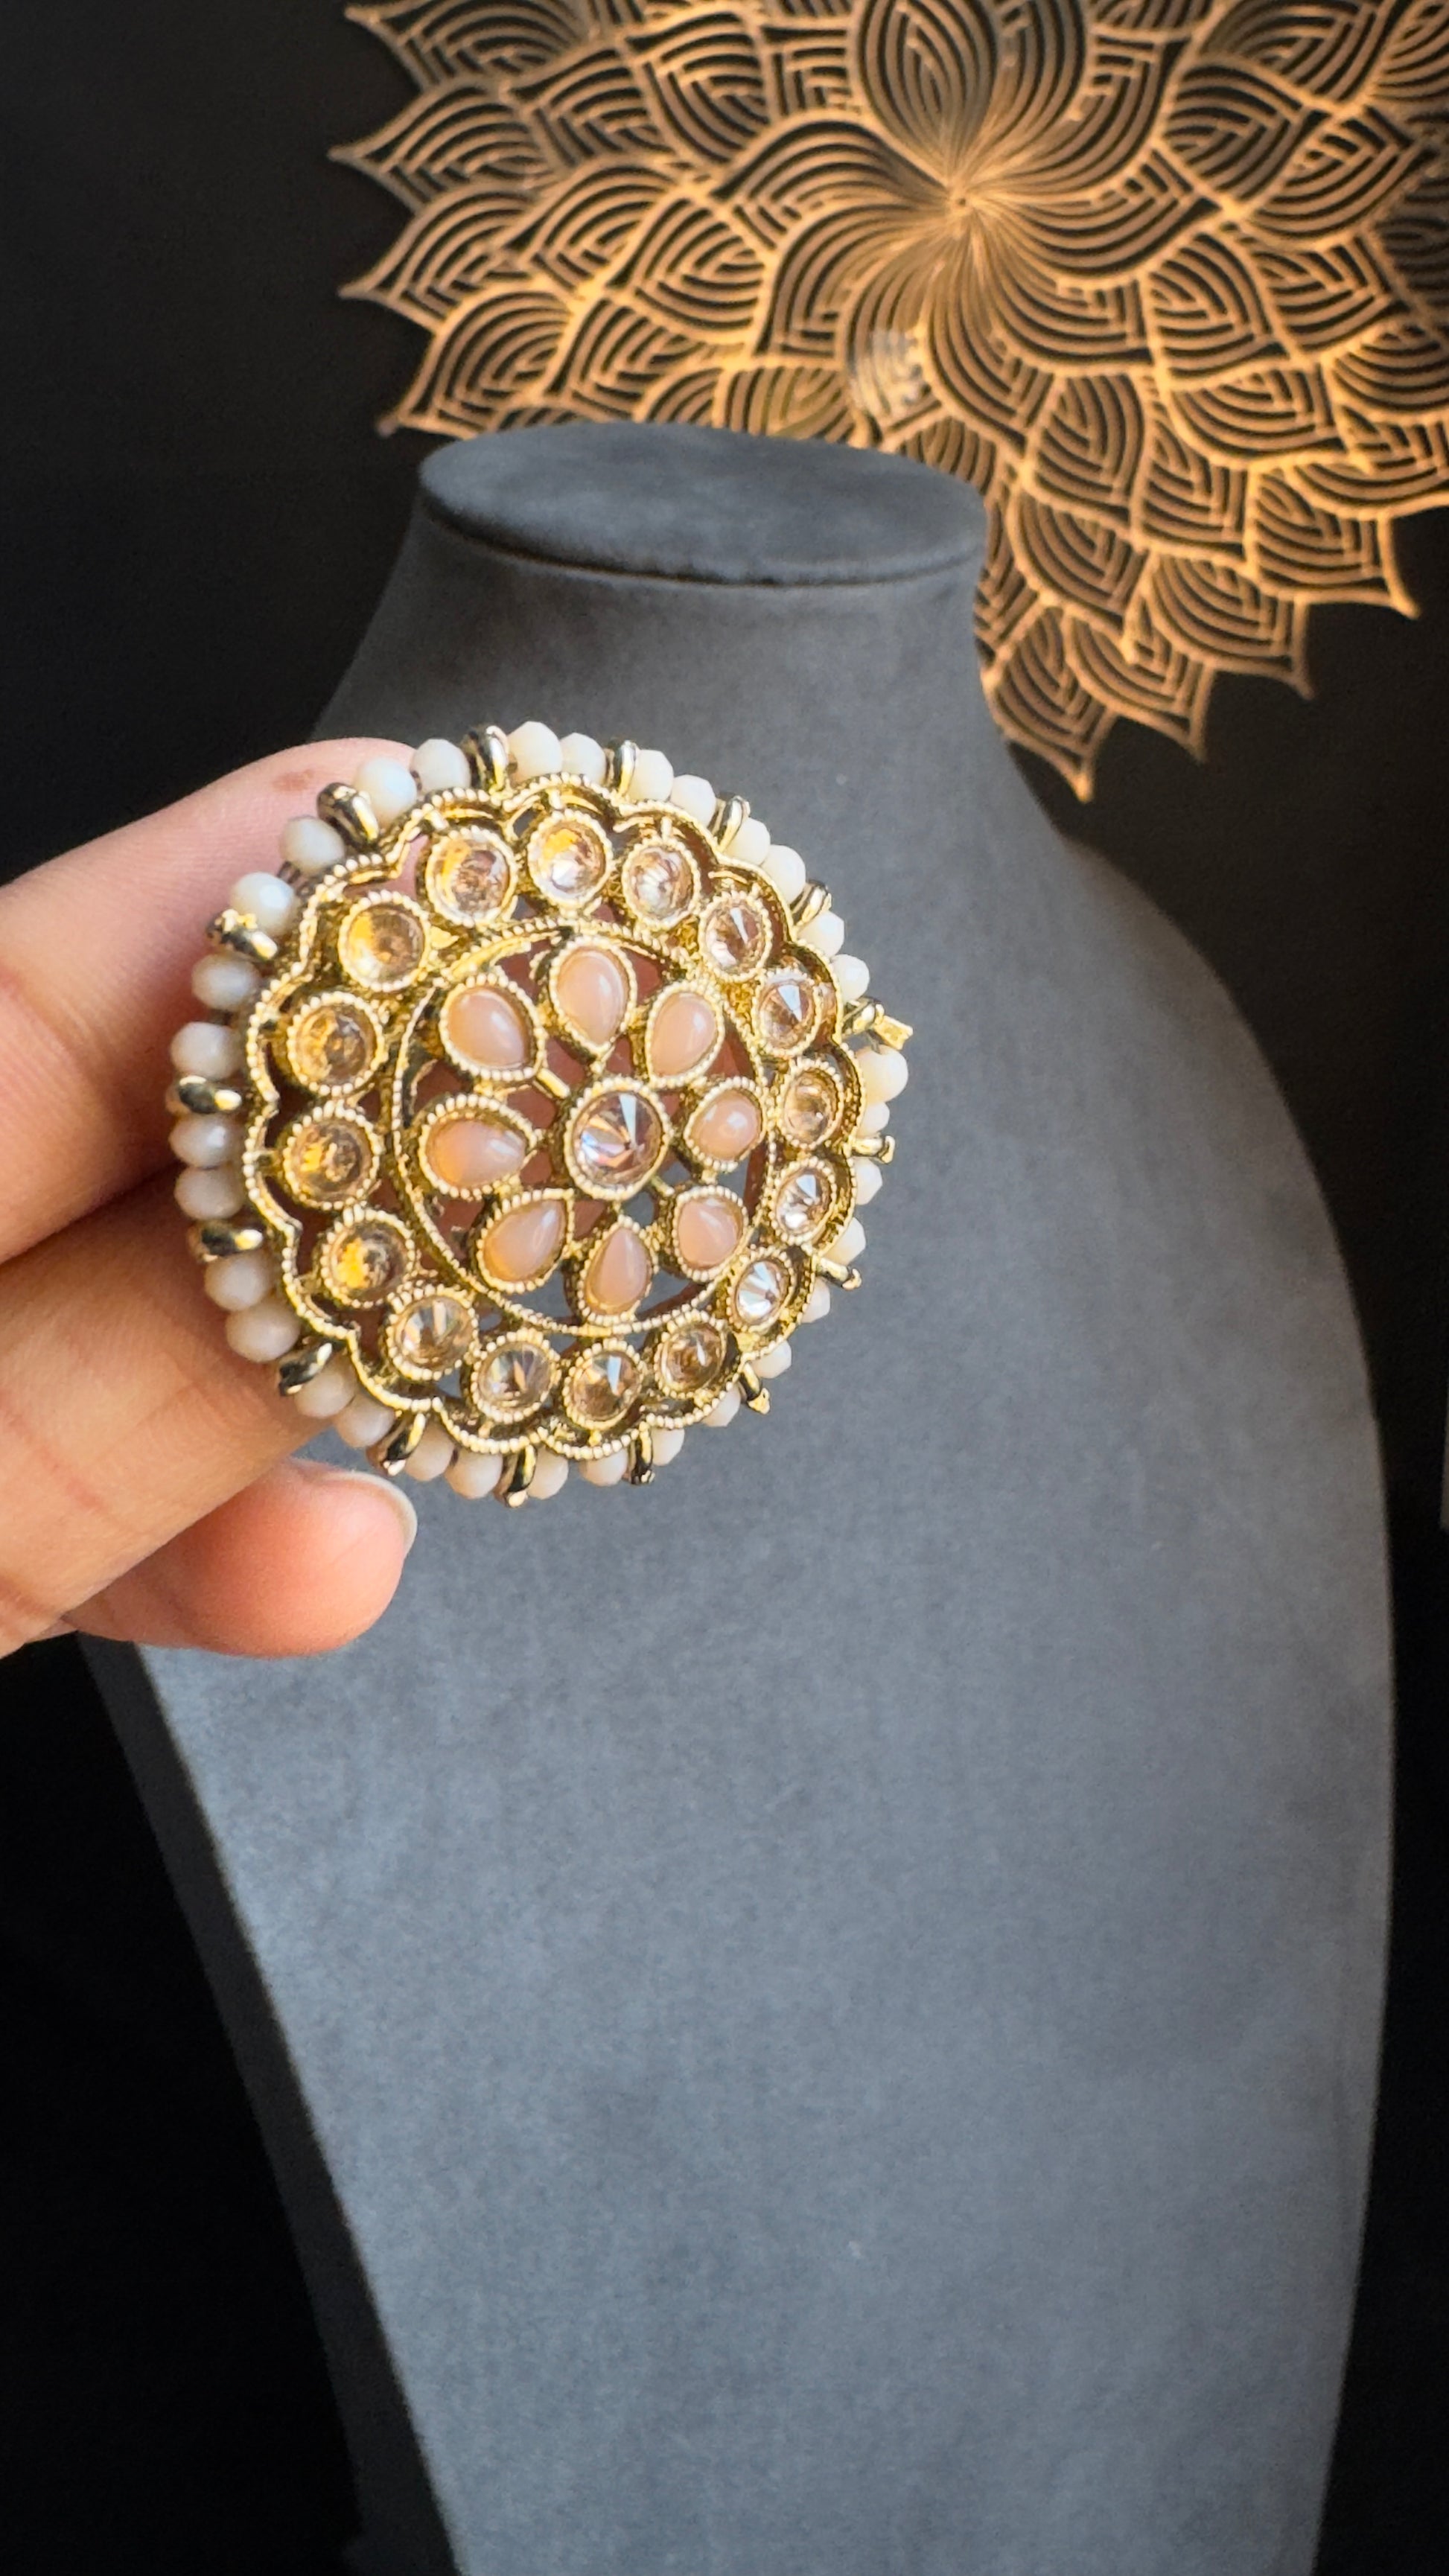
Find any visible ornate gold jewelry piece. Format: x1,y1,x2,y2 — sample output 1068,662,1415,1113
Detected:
170,727,909,1505
341,0,1449,797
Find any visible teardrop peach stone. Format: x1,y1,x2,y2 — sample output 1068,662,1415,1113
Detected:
483,1197,565,1284
675,1192,745,1272
583,1225,652,1313
428,1113,526,1194
555,945,630,1048
687,1087,762,1164
443,984,530,1073
650,987,719,1081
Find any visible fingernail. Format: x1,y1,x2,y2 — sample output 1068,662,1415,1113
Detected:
317,1467,418,1557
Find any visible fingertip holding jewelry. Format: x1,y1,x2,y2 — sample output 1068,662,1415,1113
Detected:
170,723,911,1523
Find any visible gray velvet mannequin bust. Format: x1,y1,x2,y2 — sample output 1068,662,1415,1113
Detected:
90,424,1389,2576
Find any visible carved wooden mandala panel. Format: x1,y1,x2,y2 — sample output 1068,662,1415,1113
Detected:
340,0,1449,794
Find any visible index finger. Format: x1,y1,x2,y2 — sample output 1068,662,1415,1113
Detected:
0,739,402,1266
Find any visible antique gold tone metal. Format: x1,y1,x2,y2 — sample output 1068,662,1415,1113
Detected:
172,721,909,1505
208,909,278,966
278,1339,343,1395
341,0,1449,795
460,724,512,793
316,783,380,850
188,1220,265,1263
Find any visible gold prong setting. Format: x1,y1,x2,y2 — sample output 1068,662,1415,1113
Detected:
168,721,910,1508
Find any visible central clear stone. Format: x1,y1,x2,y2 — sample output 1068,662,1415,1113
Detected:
568,1085,665,1195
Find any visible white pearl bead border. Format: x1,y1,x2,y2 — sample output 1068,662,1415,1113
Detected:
170,723,908,1505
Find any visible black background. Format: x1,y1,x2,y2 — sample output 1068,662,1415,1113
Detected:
1,3,1448,2566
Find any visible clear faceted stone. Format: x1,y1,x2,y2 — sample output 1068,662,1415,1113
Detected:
567,1345,643,1428
701,894,771,977
655,1318,728,1397
339,898,427,989
732,1254,792,1330
529,814,609,903
569,1085,665,1194
429,829,512,923
283,1115,377,1206
754,969,821,1053
325,1217,410,1304
621,839,696,925
476,1338,554,1418
287,998,378,1090
391,1292,474,1375
777,1063,841,1147
772,1164,834,1242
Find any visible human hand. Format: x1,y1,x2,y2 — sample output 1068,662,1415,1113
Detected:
0,745,421,1660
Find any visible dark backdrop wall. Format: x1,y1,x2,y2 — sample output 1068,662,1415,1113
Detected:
1,4,1448,2572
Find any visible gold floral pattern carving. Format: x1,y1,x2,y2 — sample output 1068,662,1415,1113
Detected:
340,0,1449,794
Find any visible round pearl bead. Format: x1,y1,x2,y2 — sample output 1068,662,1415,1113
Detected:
857,1100,891,1134
762,844,806,902
726,815,771,864
754,1343,792,1380
852,1158,883,1205
279,816,346,876
508,721,563,780
669,773,716,823
290,1356,359,1422
229,872,297,934
579,1449,629,1487
353,756,418,826
175,1163,245,1221
171,1114,241,1168
224,1296,300,1362
800,908,845,959
411,738,471,794
335,1391,398,1450
171,1020,243,1079
404,1420,456,1482
801,1284,832,1324
651,1426,687,1465
203,1250,275,1312
703,1386,741,1429
631,747,674,801
832,954,870,1003
192,953,261,1010
833,1217,867,1263
529,1450,570,1499
558,732,608,784
446,1449,503,1499
856,1046,908,1103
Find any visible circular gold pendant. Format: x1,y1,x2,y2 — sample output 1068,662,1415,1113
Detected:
170,724,910,1505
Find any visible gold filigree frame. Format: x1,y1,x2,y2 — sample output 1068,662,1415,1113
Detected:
203,741,908,1489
